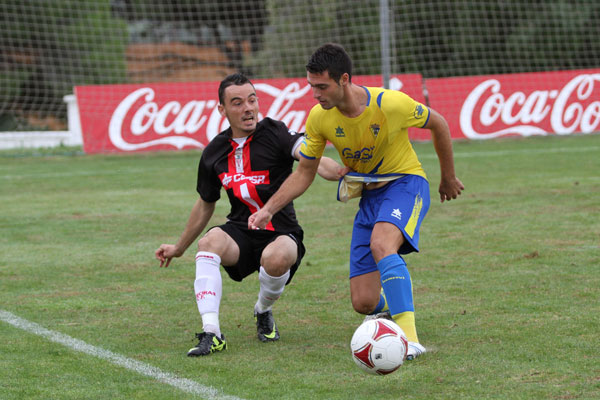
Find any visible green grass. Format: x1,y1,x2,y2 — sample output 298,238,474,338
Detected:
1,134,599,399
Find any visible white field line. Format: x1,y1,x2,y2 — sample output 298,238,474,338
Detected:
0,310,245,400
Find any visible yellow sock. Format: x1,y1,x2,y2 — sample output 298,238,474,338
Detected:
392,311,418,343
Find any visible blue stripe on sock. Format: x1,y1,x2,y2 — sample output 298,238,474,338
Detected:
372,293,386,314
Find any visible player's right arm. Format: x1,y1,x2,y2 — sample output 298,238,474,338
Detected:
248,156,320,230
293,144,349,181
423,108,465,202
155,197,216,267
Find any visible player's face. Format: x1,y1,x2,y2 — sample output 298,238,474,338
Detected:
218,83,259,137
307,70,346,110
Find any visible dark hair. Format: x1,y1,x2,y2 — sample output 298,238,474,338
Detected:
218,73,254,104
306,43,352,84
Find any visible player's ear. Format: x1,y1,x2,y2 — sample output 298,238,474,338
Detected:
339,73,350,87
217,103,225,116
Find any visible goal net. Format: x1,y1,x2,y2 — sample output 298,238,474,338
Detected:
1,0,599,133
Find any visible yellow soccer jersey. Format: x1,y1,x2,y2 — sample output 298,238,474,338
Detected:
300,86,429,179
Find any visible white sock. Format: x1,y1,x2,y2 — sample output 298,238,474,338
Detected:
255,266,289,314
194,251,222,337
201,312,220,337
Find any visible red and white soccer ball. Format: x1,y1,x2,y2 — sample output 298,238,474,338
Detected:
350,318,408,375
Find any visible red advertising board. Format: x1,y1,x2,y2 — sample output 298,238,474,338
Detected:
426,69,600,140
75,74,424,154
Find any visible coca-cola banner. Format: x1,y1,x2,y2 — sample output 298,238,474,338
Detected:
426,69,600,140
75,74,424,154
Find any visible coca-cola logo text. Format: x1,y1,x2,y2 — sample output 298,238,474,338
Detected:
460,73,600,139
108,82,312,151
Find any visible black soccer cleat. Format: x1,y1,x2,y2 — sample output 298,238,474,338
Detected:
254,310,280,342
187,332,227,356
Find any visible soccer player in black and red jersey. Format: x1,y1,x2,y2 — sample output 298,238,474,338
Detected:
155,73,342,356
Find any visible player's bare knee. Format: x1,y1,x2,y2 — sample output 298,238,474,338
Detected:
369,241,388,263
263,265,291,278
197,228,227,254
261,237,297,276
351,298,375,315
350,290,374,314
261,255,294,277
370,237,401,263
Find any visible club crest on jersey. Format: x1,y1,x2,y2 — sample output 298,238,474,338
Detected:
335,126,345,137
414,104,425,119
369,123,380,139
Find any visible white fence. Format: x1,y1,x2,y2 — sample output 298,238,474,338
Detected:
0,95,82,150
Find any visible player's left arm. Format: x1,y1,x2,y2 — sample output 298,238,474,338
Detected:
423,108,465,202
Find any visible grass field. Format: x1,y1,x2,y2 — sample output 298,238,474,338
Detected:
1,134,599,400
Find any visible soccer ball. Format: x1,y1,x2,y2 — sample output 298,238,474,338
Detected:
350,318,408,375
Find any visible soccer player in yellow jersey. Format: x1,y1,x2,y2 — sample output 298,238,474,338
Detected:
249,43,464,360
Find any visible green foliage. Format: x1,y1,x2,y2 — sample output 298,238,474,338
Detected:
505,1,599,71
2,0,600,131
249,0,383,78
251,0,600,79
0,0,127,122
394,0,600,77
1,134,599,399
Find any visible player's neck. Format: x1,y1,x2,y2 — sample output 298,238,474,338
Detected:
231,129,254,139
337,84,367,118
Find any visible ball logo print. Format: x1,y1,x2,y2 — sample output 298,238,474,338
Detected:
350,319,408,375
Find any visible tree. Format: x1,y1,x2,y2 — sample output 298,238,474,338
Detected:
115,0,268,73
0,0,128,129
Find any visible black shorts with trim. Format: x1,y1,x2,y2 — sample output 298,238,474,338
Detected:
213,222,305,285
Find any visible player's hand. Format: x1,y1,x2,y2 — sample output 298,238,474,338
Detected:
439,177,465,202
155,244,179,268
337,166,353,179
316,156,352,181
248,209,273,230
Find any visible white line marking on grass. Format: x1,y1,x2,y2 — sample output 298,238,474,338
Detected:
0,310,245,400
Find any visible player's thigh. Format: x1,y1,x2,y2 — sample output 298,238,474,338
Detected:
349,271,382,314
260,235,298,276
197,227,240,266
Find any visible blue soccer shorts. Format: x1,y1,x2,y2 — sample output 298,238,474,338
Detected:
349,174,430,278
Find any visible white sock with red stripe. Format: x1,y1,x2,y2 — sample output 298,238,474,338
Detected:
194,251,222,337
255,266,289,314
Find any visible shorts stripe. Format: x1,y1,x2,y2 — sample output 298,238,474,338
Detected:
404,193,424,239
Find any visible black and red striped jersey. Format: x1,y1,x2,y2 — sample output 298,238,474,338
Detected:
197,117,304,233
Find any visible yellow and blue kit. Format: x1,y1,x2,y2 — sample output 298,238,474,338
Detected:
300,86,430,178
300,86,433,343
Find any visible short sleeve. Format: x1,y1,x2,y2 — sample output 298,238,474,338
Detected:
272,119,304,159
299,105,327,159
196,152,221,202
382,90,430,130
